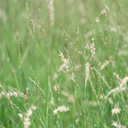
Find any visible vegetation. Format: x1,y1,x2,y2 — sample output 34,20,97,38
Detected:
0,0,128,127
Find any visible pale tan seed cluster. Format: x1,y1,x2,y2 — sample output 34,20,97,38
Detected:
101,60,109,70
48,0,54,27
53,106,69,115
106,74,128,98
59,51,69,73
112,106,120,115
18,105,37,128
104,74,127,127
90,41,96,58
85,62,90,87
0,84,27,100
106,86,126,98
119,76,128,87
0,91,27,100
69,72,75,81
53,51,69,80
94,5,109,25
101,5,109,14
61,91,74,103
112,121,125,128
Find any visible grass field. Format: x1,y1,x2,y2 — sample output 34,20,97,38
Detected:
0,0,128,128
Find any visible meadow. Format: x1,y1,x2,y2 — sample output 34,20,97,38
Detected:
0,0,128,127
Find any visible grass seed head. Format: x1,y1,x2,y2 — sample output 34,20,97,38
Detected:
53,106,69,115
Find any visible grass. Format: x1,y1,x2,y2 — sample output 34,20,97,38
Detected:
0,0,128,127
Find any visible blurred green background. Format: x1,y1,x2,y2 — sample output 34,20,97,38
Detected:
0,0,128,127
